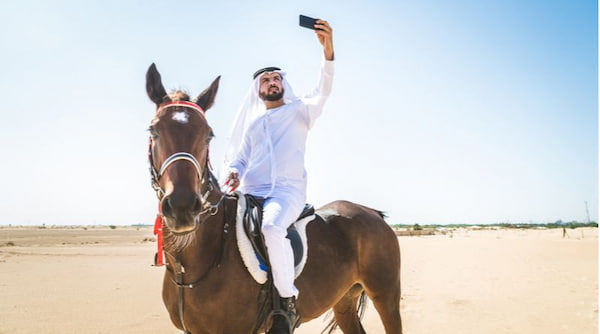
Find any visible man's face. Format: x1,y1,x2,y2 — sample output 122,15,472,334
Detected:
258,72,284,102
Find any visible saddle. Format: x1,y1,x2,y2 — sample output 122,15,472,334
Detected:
243,194,314,272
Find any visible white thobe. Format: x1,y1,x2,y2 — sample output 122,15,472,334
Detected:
229,58,334,298
229,58,334,199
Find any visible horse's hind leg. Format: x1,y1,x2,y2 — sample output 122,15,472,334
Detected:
331,284,366,334
363,283,402,334
360,238,403,333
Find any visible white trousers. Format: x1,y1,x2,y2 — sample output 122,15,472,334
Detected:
261,196,304,298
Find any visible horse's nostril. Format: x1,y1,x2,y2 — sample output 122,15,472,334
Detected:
161,197,174,218
192,196,203,215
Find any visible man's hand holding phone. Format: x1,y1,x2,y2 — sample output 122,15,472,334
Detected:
299,15,334,61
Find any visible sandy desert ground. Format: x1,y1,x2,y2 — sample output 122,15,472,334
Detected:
0,226,596,334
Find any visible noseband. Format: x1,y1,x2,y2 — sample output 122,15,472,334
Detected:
148,102,224,216
150,150,204,198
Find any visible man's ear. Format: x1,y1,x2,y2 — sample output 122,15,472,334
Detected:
146,63,168,106
193,76,221,111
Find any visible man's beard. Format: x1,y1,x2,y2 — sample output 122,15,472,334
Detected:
260,87,285,102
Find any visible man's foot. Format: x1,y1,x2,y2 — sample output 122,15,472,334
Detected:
267,297,299,334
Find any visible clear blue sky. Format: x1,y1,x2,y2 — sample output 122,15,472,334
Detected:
0,0,597,225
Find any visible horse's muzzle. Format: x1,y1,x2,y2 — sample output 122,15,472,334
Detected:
160,192,203,234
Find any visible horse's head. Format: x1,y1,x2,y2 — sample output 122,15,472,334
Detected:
146,63,220,234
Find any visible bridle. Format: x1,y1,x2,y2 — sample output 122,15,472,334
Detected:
148,101,225,216
148,101,233,334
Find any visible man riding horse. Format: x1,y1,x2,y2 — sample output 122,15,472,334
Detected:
223,19,334,334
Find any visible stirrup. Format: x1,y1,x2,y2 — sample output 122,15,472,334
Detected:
267,297,300,334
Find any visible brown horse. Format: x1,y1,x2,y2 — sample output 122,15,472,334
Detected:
145,63,403,334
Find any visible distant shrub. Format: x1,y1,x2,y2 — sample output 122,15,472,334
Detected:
109,225,117,230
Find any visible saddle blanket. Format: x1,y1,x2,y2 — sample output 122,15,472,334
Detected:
234,191,316,284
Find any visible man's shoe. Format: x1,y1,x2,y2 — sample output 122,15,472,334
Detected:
282,297,300,329
267,297,299,334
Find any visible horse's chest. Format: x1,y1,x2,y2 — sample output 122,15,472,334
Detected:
163,272,260,332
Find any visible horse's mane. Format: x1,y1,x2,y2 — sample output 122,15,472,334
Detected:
168,90,190,102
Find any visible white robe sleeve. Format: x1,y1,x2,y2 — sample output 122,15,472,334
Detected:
300,57,334,129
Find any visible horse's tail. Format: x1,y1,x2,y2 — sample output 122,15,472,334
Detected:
363,204,387,221
376,209,387,220
320,290,368,334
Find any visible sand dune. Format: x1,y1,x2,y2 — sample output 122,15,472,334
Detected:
0,226,596,333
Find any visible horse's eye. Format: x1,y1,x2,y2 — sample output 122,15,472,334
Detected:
147,127,159,139
206,130,215,143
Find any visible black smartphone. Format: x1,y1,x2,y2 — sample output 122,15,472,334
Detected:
299,15,319,30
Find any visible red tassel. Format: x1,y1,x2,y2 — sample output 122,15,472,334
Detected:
153,213,164,266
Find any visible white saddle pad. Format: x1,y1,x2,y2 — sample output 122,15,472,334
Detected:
234,191,315,284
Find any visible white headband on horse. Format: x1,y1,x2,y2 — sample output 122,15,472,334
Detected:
222,67,297,179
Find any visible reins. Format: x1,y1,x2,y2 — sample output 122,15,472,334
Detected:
159,174,231,287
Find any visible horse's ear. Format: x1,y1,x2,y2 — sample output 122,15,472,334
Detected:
146,63,169,106
193,76,221,111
